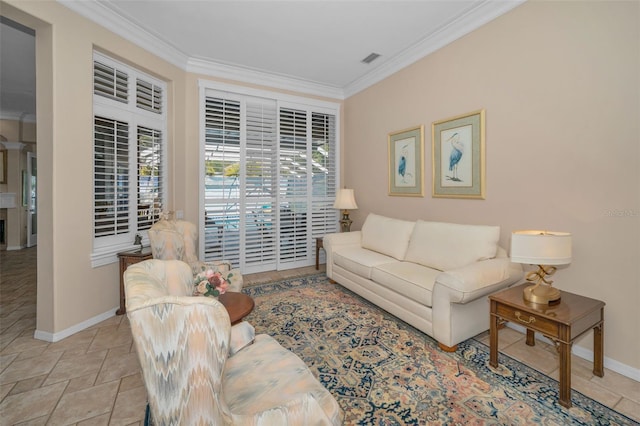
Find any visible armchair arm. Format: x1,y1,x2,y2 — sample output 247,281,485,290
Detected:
229,321,255,356
323,231,362,277
234,392,342,426
434,257,523,304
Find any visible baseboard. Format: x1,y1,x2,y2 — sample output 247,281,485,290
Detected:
6,245,24,251
34,308,118,343
506,323,640,382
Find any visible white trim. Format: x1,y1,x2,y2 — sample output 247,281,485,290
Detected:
0,112,36,122
506,323,640,382
198,80,341,113
1,142,25,150
91,240,149,268
59,0,188,70
57,0,524,100
188,57,344,100
344,0,525,97
34,308,118,343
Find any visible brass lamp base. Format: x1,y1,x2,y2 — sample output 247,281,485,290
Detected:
522,264,561,305
523,284,561,304
339,210,352,232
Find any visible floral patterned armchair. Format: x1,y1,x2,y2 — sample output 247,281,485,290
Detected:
124,259,343,425
148,219,243,292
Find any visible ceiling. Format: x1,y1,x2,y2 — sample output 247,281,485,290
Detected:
0,0,524,119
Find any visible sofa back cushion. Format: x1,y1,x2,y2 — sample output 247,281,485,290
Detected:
405,221,500,271
361,213,415,260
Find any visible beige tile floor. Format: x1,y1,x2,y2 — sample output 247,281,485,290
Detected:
1,247,639,424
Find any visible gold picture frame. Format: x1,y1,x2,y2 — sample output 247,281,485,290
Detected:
388,125,424,197
432,110,485,199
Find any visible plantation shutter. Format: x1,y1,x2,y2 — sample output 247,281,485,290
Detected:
201,83,339,272
244,101,277,270
93,61,128,103
94,117,130,237
137,126,164,230
91,51,167,266
204,95,278,272
279,108,309,267
311,112,337,265
136,79,163,114
204,97,243,268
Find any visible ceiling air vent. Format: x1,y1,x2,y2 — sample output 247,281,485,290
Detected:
361,52,381,64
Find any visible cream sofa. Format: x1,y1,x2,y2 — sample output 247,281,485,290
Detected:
324,213,523,351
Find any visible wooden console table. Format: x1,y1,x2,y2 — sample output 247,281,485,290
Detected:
117,247,153,315
489,283,605,408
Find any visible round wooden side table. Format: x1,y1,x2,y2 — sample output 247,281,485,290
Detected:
218,292,255,324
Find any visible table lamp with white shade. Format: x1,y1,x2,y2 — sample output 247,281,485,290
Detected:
333,188,358,232
510,230,572,304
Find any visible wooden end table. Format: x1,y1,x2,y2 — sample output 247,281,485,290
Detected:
117,247,153,315
315,237,324,270
489,283,605,408
218,292,255,325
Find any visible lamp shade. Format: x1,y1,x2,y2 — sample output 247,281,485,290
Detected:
333,189,358,210
511,230,572,265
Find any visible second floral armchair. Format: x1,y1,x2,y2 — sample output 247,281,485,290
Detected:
148,219,243,292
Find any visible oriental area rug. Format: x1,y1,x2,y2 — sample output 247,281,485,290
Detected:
241,273,636,425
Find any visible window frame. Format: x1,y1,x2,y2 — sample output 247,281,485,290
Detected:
91,52,167,267
198,80,341,272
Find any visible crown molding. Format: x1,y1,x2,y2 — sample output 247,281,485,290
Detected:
57,0,524,101
187,58,345,100
58,0,345,99
57,0,189,70
343,0,526,98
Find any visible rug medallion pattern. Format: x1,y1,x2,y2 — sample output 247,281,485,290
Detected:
244,274,636,425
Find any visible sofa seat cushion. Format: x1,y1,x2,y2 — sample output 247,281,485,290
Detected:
361,213,415,260
371,262,440,307
405,221,500,271
334,247,397,279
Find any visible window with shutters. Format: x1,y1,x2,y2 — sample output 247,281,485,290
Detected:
200,82,339,273
91,52,166,267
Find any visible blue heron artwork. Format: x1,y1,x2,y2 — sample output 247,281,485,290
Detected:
398,152,406,179
395,139,415,186
446,132,464,182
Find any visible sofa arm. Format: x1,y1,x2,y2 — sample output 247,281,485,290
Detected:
431,258,523,349
434,257,523,304
323,231,362,277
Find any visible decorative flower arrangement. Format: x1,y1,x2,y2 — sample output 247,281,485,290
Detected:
193,269,230,297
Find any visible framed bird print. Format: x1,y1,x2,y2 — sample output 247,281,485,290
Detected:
388,125,424,197
432,109,485,199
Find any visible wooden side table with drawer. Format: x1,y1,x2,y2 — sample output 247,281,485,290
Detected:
489,283,605,408
116,247,153,315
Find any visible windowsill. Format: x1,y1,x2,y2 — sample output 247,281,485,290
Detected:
91,240,149,268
